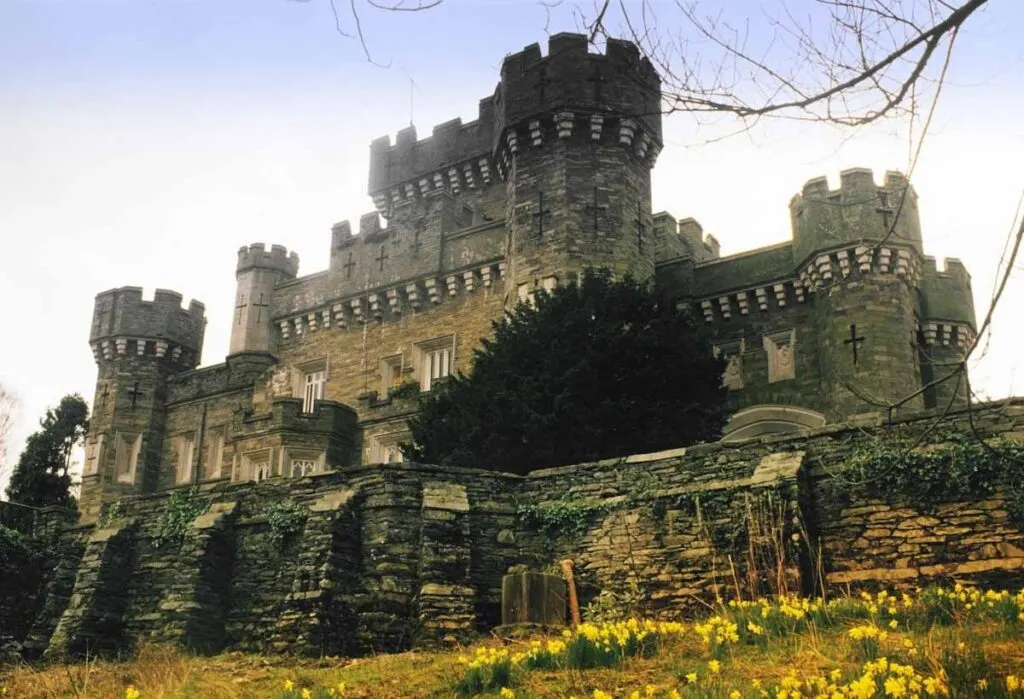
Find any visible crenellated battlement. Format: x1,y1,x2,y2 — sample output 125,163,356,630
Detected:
368,97,497,200
367,34,663,216
492,33,662,178
790,167,923,265
330,220,353,248
328,211,386,246
919,255,976,330
236,243,300,278
359,212,382,238
90,286,206,368
496,34,659,129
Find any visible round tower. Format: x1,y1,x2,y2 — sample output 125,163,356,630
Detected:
790,169,925,418
228,243,299,355
80,287,206,522
493,33,663,303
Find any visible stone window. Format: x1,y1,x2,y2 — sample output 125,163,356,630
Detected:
380,354,405,395
283,447,324,477
114,432,141,484
240,449,273,483
296,358,328,413
203,427,225,480
173,433,196,485
290,458,319,477
417,336,454,391
763,329,797,383
369,432,405,464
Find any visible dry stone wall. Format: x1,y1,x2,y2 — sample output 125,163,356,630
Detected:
520,400,1024,616
13,400,1024,658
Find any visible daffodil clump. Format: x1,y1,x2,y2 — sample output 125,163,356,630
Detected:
448,584,1023,698
274,678,348,699
454,619,687,696
693,615,740,659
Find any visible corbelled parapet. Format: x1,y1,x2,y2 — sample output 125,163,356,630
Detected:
919,256,977,348
368,98,497,213
790,168,923,267
367,34,663,215
789,169,926,296
89,287,206,369
236,243,299,278
493,33,662,178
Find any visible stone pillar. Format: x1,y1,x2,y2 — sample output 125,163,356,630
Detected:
416,481,475,646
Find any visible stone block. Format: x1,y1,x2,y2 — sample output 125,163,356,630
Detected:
422,482,470,512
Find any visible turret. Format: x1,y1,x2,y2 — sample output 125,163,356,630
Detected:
495,34,663,301
80,287,207,522
918,256,977,408
791,169,925,418
228,243,299,355
790,168,923,265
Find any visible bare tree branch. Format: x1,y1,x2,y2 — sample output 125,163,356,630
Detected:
0,384,19,489
584,0,988,126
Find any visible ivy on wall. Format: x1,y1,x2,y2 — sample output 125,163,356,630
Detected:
97,500,123,529
517,495,610,542
264,500,308,547
846,433,1024,519
152,489,208,550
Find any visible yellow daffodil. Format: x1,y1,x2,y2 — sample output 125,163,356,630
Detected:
125,689,140,699
708,659,721,674
283,679,295,691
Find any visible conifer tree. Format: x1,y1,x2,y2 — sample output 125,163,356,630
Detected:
405,269,727,474
5,394,89,508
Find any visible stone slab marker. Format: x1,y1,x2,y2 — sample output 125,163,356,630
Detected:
501,571,567,626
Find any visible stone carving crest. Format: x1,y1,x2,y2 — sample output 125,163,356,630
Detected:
763,329,796,383
713,339,745,390
84,434,105,476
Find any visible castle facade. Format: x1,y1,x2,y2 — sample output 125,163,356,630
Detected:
79,33,976,521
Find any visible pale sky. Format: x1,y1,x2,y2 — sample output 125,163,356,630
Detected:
1,0,1022,495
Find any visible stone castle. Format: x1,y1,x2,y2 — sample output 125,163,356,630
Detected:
79,33,977,522
10,35,1024,663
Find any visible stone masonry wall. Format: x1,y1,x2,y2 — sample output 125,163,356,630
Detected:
18,400,1024,659
276,278,506,411
26,463,521,659
520,399,1024,616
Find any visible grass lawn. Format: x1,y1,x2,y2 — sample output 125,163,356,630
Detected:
3,585,1024,698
